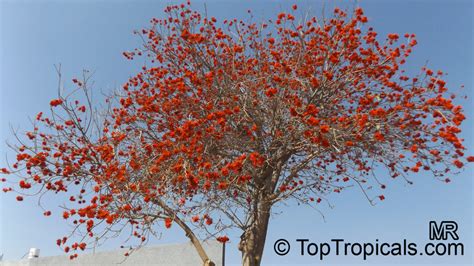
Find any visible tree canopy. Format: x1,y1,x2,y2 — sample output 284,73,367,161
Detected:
2,2,472,265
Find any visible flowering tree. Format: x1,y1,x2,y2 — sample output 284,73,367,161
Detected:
2,2,473,266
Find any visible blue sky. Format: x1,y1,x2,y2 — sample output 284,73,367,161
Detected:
0,0,472,265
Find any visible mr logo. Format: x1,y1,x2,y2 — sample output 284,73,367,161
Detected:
429,221,459,240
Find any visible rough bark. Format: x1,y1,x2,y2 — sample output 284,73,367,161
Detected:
239,201,272,266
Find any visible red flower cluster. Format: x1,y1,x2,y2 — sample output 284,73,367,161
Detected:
217,236,229,243
164,218,172,229
50,99,63,107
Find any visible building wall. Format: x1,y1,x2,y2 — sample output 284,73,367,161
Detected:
1,241,224,266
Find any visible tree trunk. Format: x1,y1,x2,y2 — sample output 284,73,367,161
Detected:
239,202,272,266
238,152,288,266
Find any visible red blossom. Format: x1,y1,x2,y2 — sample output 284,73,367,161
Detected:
388,33,399,40
217,236,229,243
265,88,278,97
453,160,464,168
19,180,31,189
320,125,330,134
50,99,63,107
164,218,172,229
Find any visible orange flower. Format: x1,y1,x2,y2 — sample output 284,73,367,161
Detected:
249,152,265,167
205,217,213,225
453,160,463,168
19,180,31,189
218,181,228,190
217,236,229,243
165,218,172,228
123,204,132,211
265,88,278,97
307,117,319,126
374,131,385,141
387,33,399,40
106,215,115,224
320,125,330,133
50,99,63,107
79,243,87,251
